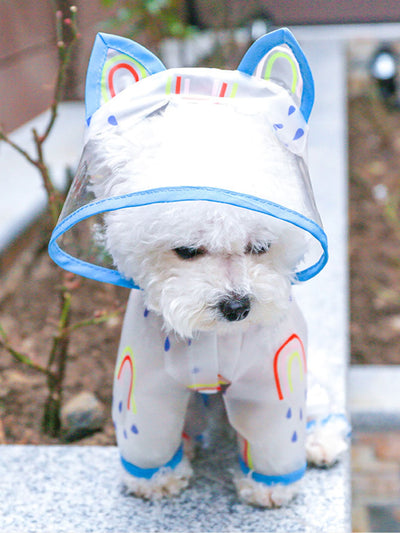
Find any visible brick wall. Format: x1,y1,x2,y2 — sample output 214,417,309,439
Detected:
0,2,57,133
0,0,109,133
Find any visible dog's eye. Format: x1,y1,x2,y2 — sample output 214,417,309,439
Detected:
245,242,270,255
174,246,206,260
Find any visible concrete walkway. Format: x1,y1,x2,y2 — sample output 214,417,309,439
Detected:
0,27,350,533
0,102,85,253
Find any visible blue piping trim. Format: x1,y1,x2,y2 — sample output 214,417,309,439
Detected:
121,445,184,479
307,413,351,438
238,28,314,122
85,32,166,122
239,456,306,486
48,186,328,288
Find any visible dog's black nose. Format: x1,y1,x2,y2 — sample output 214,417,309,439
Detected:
218,295,251,322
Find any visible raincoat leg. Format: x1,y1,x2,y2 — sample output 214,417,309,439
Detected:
223,334,307,485
112,291,191,473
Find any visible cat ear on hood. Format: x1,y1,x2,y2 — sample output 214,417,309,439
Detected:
238,28,314,122
85,32,166,124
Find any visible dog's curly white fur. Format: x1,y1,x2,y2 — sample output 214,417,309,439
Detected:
89,103,308,339
122,456,193,500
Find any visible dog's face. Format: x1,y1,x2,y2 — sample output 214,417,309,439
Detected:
88,101,308,337
105,203,306,337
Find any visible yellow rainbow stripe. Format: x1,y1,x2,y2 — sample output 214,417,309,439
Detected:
188,374,230,392
264,51,298,94
244,439,254,470
288,350,304,393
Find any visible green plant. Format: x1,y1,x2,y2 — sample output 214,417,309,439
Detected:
100,0,194,53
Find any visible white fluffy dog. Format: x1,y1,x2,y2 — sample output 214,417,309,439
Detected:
88,100,345,507
50,29,348,507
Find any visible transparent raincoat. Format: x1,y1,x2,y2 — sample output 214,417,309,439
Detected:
49,29,329,487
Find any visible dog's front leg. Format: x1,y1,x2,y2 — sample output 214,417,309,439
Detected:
224,368,307,508
112,291,192,499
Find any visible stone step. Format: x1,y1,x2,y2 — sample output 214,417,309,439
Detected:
0,442,349,533
349,365,400,430
0,102,85,253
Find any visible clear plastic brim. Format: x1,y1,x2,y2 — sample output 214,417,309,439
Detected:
49,182,328,289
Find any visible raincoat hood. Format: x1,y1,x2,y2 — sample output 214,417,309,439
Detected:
48,28,327,288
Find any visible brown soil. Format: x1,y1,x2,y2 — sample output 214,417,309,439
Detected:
349,94,400,364
1,90,400,445
0,218,127,445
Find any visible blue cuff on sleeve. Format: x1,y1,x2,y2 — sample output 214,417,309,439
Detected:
239,456,306,486
121,444,184,479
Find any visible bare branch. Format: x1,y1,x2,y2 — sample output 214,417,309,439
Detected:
0,323,50,377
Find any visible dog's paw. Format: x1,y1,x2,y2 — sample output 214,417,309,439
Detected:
234,475,300,508
122,455,193,500
306,416,349,467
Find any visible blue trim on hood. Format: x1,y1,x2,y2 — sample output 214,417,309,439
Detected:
48,186,328,289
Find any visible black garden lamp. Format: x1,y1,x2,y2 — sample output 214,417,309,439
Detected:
370,45,399,108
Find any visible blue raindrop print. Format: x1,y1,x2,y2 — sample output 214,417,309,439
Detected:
164,337,170,352
108,115,118,126
299,408,303,420
286,407,292,419
124,429,128,439
131,424,139,434
118,401,123,413
273,123,284,130
143,308,149,317
293,128,304,141
288,105,296,115
291,431,298,443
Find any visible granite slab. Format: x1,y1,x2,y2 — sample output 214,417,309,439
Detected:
0,442,349,533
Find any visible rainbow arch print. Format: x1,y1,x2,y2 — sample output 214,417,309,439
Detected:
211,80,239,98
165,74,239,99
116,346,137,413
243,439,254,470
273,334,306,401
165,74,189,96
255,46,303,102
101,53,148,105
187,374,230,394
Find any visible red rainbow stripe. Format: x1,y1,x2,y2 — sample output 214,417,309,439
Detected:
273,333,306,400
117,349,136,412
108,63,139,98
